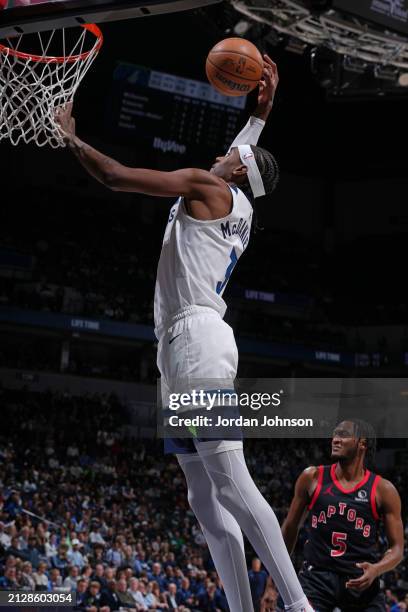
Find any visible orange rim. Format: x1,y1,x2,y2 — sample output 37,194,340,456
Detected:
0,23,103,64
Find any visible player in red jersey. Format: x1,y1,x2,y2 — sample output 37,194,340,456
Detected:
281,420,404,611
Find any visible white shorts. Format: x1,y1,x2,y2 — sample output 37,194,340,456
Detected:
157,305,238,393
157,306,239,455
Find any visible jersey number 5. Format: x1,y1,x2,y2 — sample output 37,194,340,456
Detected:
331,532,347,557
216,248,238,295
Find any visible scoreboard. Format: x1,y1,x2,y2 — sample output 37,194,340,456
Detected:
108,63,246,159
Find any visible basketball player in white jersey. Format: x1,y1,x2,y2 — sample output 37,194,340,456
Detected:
56,56,313,612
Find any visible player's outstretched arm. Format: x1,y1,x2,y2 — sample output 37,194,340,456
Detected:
254,55,279,122
345,478,404,591
55,103,229,208
281,467,318,555
229,55,279,148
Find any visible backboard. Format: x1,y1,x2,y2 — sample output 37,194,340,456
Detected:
0,0,222,38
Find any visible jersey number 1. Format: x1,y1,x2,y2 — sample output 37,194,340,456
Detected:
216,248,238,295
331,532,347,557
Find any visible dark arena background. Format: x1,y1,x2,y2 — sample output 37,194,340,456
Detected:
0,1,408,611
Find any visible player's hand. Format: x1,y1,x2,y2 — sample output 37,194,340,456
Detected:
345,562,379,591
256,54,279,115
54,101,76,142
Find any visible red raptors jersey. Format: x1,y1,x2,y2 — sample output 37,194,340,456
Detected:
304,464,381,575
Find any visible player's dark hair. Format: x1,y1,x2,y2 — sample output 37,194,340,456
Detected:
252,145,280,195
350,419,377,468
239,146,279,233
240,145,280,205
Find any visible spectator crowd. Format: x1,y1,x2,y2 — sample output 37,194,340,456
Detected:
0,387,407,611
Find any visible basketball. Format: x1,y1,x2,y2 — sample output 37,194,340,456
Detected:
206,37,264,97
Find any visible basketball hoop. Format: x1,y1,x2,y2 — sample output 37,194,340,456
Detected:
0,23,103,148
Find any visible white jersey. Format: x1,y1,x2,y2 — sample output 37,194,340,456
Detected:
154,185,253,338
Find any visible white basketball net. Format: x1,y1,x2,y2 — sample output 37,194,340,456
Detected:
0,24,102,148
